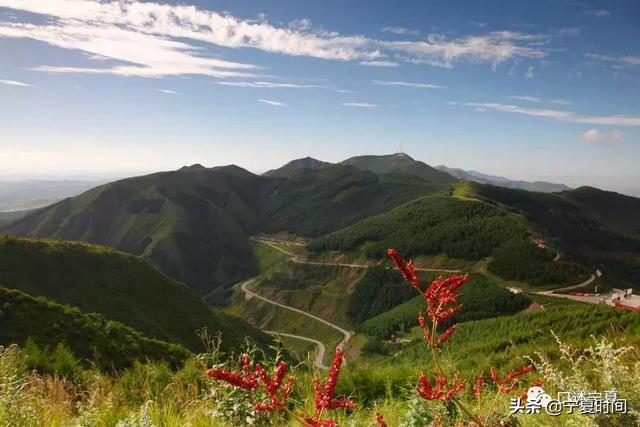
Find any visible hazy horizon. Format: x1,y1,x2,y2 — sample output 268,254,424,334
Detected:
1,151,639,197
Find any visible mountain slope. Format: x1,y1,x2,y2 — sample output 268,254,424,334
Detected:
263,157,333,177
436,165,571,193
469,183,640,287
341,153,456,185
1,166,273,295
0,236,272,352
258,165,437,237
1,165,435,293
310,193,531,260
0,286,189,369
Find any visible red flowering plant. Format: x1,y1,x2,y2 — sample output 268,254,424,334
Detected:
387,248,536,426
207,346,357,426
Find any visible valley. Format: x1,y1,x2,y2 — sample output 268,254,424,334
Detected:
1,154,639,425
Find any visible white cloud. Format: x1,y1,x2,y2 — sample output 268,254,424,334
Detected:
510,95,542,103
218,81,325,89
359,60,400,67
157,89,178,94
0,79,33,87
509,96,572,105
258,99,285,106
0,21,258,78
525,66,534,79
342,101,378,108
382,26,420,36
585,53,640,68
455,102,640,127
585,9,611,17
371,80,445,89
0,0,379,63
382,32,547,68
582,128,622,143
0,0,570,78
549,99,572,105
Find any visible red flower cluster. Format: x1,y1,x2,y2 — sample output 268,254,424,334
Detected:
254,361,296,411
425,274,469,323
387,248,420,289
490,364,534,394
473,373,485,401
389,247,469,348
375,412,388,427
417,372,466,401
207,354,295,412
304,348,357,426
207,353,258,390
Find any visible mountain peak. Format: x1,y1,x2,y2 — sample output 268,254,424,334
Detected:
178,164,206,171
392,152,414,161
263,157,333,177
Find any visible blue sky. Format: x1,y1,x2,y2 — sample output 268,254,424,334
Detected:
1,1,639,195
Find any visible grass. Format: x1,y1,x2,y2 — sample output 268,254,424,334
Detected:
0,286,189,370
0,236,271,354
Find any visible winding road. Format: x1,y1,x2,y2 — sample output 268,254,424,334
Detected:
264,330,328,369
240,279,353,369
537,274,596,295
250,236,461,273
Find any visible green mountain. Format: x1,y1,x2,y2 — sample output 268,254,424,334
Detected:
263,156,333,177
0,236,271,353
469,183,640,287
435,165,571,193
1,165,435,294
310,192,531,260
0,285,189,370
256,165,437,237
340,153,456,185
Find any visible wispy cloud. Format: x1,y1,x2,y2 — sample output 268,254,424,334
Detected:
510,95,542,103
582,128,622,143
359,60,399,67
218,81,325,89
524,66,534,79
0,20,259,78
157,89,178,94
510,96,572,105
0,79,33,87
549,99,572,105
258,99,285,107
585,53,640,68
382,31,549,69
382,26,420,36
0,0,562,77
453,102,640,127
371,80,445,89
342,101,378,108
585,9,611,17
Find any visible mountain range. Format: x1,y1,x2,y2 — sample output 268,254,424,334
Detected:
0,152,639,376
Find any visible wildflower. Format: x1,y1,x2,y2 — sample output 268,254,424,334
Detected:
425,274,469,323
207,354,296,413
206,353,258,390
387,248,420,289
436,325,457,347
375,412,388,427
473,373,485,401
417,372,465,401
303,348,357,426
490,365,534,394
253,362,295,412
